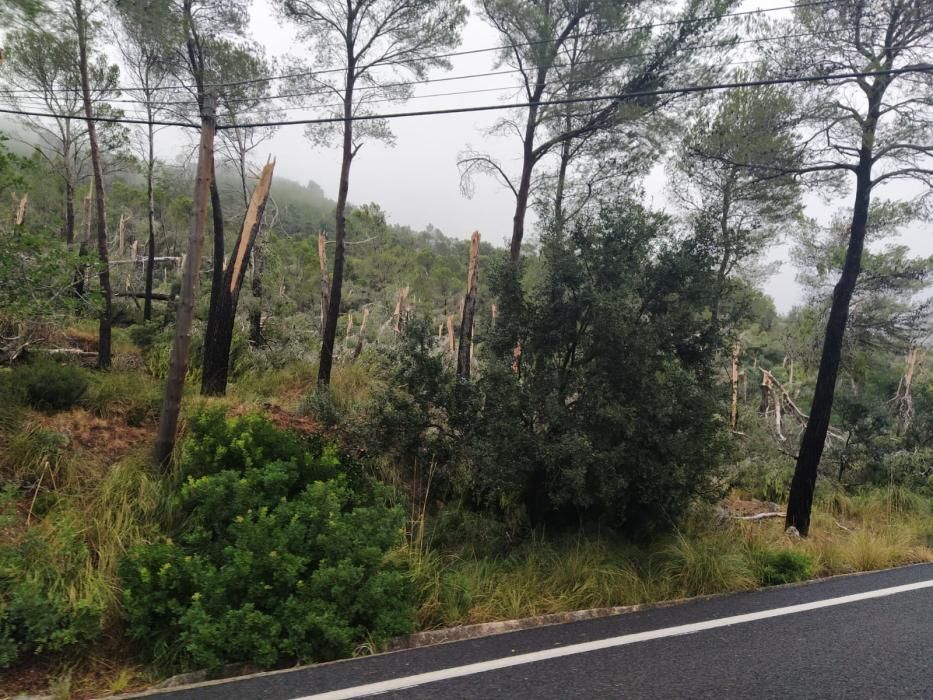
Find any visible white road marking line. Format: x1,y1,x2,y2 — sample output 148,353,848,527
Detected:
294,579,933,700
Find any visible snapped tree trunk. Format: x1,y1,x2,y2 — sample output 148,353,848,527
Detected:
74,0,112,369
352,306,369,360
154,97,216,466
785,156,874,536
201,159,276,396
15,193,27,226
457,231,480,379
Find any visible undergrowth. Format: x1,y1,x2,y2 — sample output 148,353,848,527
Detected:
408,493,932,629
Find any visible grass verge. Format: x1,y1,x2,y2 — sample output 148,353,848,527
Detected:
408,492,933,630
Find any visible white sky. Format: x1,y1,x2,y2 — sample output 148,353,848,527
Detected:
240,0,931,312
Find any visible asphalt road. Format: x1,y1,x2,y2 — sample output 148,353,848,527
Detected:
129,564,933,700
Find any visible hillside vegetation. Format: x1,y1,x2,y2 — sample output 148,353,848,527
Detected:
2,0,933,696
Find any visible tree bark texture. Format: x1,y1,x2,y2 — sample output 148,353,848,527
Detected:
63,141,75,243
730,340,740,429
457,231,480,378
249,244,264,347
144,122,156,321
785,155,874,536
74,0,112,369
317,231,329,334
201,159,276,396
154,99,215,465
205,157,225,356
352,306,369,360
318,76,354,387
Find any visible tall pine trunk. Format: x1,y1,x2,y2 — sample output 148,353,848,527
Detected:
154,97,216,465
144,120,156,321
201,155,226,393
74,0,111,369
318,72,355,387
509,67,546,263
64,176,75,244
510,108,538,263
785,97,881,536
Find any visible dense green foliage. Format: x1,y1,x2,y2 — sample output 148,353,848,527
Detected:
0,495,103,668
371,202,732,535
120,410,415,670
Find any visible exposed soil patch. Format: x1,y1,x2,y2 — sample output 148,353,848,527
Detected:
37,410,153,464
229,402,322,437
722,497,782,517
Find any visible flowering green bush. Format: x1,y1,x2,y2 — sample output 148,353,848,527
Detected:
120,409,415,670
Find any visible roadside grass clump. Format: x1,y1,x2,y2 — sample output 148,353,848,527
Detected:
660,533,756,597
14,359,89,413
409,537,659,629
80,453,174,620
120,408,415,671
0,418,69,490
862,485,927,517
816,488,857,519
409,491,931,631
80,371,161,426
232,360,312,404
748,547,815,586
299,361,379,426
0,494,104,669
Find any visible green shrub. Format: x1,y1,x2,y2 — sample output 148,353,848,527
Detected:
121,410,415,670
15,359,89,412
128,322,161,351
750,548,814,586
0,498,103,667
299,388,341,427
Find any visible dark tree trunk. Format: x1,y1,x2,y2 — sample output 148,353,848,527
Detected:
144,121,156,321
201,157,227,392
553,129,570,227
248,243,264,347
318,69,355,387
510,106,538,263
201,288,234,395
155,96,216,465
64,177,75,244
457,231,480,379
201,161,275,396
785,146,876,536
74,0,111,369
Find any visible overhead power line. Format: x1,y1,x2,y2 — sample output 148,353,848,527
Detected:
0,0,830,97
2,64,931,131
211,64,933,130
0,26,859,109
